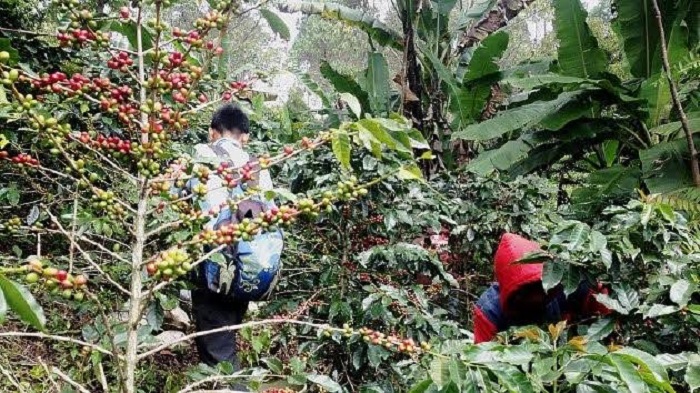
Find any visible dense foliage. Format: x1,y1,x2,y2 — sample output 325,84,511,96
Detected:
0,0,699,392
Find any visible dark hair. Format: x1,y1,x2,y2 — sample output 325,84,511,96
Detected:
210,104,249,134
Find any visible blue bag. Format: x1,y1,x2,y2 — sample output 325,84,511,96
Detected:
197,143,284,302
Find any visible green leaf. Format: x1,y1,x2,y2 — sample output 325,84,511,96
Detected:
689,304,700,314
262,358,284,374
367,344,387,368
408,380,433,393
463,31,509,83
109,21,155,51
357,119,399,150
364,51,391,114
610,354,650,393
686,354,700,392
585,318,615,341
540,100,599,131
0,287,6,324
429,357,450,389
452,91,585,141
0,38,20,66
466,138,533,175
287,374,307,386
644,304,679,318
488,364,534,393
596,285,639,315
613,0,663,78
616,348,669,383
640,73,671,128
670,279,696,307
550,220,591,250
502,74,592,89
640,137,700,193
542,262,565,291
320,61,371,114
278,2,403,50
0,275,45,330
307,374,342,392
259,9,290,40
264,188,298,202
649,116,700,137
397,164,423,181
419,42,473,130
655,353,689,371
339,93,362,119
332,130,352,169
553,0,607,78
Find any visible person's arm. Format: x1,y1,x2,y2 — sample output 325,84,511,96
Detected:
567,280,612,317
473,284,508,343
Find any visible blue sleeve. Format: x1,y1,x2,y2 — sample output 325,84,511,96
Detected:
476,284,508,332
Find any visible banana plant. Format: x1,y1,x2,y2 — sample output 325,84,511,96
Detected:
279,0,516,170
451,0,700,213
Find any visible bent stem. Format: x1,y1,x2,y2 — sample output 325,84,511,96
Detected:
650,0,700,186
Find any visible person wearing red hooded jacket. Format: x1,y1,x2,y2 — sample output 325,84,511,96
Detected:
473,233,611,344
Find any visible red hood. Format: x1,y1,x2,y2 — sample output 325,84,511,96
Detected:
494,233,544,311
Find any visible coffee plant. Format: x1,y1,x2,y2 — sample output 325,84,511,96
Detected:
0,0,427,391
0,0,699,392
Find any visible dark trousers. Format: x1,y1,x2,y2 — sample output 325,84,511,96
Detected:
191,288,249,368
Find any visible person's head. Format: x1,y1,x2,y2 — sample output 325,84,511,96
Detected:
209,104,250,144
503,282,548,323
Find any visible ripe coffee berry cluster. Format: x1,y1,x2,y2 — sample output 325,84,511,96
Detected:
239,162,258,183
7,153,40,167
353,235,389,252
0,217,22,233
257,205,297,229
32,72,100,98
218,167,240,189
107,52,134,72
57,29,109,48
24,259,88,301
147,248,192,280
194,11,226,31
31,71,67,91
353,326,430,354
230,81,248,91
91,134,132,155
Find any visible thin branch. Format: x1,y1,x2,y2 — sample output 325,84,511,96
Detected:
0,26,50,36
68,197,79,273
97,362,110,393
0,363,27,393
181,97,224,115
75,138,139,184
138,319,339,359
0,332,114,357
38,358,62,392
145,219,184,239
650,0,700,186
51,366,92,393
47,210,131,296
177,374,251,393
